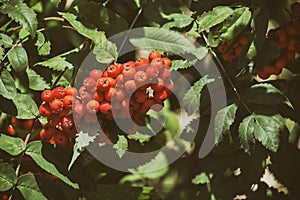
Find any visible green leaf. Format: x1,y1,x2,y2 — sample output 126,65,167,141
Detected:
26,68,50,91
192,172,210,185
215,104,238,144
35,56,73,71
0,69,16,99
18,28,30,40
13,93,38,119
0,47,4,60
17,174,47,200
8,46,28,71
93,41,118,64
25,141,79,189
128,132,151,144
0,133,26,156
170,59,196,71
113,135,128,158
241,83,293,108
183,75,215,115
0,0,37,36
238,114,285,153
186,22,200,38
197,6,233,32
51,74,69,87
35,32,51,56
162,13,193,29
68,131,96,170
129,27,195,55
128,152,168,179
0,161,17,192
58,12,105,45
190,46,208,60
0,33,13,48
50,0,61,7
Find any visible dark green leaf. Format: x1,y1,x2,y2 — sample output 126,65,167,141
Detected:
170,59,196,71
0,33,13,48
0,69,16,99
192,172,210,185
93,41,118,64
183,75,215,115
0,162,17,192
197,6,233,33
13,93,38,119
215,104,238,144
130,27,195,55
25,141,79,189
0,0,37,36
35,32,51,56
68,131,96,170
51,74,69,87
26,68,50,91
162,13,193,29
113,135,128,158
8,46,28,71
58,12,105,45
0,133,26,156
186,22,200,38
238,114,285,153
35,56,73,71
17,174,46,200
128,152,168,179
50,0,61,7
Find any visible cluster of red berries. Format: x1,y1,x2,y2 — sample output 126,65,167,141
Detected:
73,51,173,134
38,87,78,147
255,2,300,79
7,117,42,140
217,31,249,62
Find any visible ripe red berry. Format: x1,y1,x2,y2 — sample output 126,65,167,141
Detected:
53,131,69,147
120,61,135,72
161,68,171,79
86,100,100,114
148,51,161,61
39,129,52,141
239,35,248,45
61,116,74,130
47,114,61,127
73,102,85,118
50,99,64,113
65,87,78,97
162,57,172,67
107,64,121,78
145,66,159,79
151,57,164,71
41,90,54,102
99,102,112,115
124,80,137,92
94,92,104,102
83,77,96,90
152,78,164,91
154,90,168,101
63,95,74,109
39,103,52,117
23,119,35,131
134,70,148,86
105,87,116,101
7,125,16,135
135,57,149,66
80,90,92,103
58,107,70,117
134,90,148,103
53,87,66,99
97,77,110,91
89,69,103,80
291,2,300,16
123,68,136,80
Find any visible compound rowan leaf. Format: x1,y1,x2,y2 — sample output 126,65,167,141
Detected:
35,32,51,56
162,13,193,29
0,69,16,100
26,68,50,91
192,172,211,185
197,6,233,32
183,76,215,115
25,141,79,189
8,46,28,72
0,133,26,156
0,33,13,48
93,41,118,64
17,174,47,200
0,162,17,192
170,59,196,71
128,132,151,144
13,93,38,119
238,114,285,153
215,104,238,144
35,56,73,71
113,135,128,158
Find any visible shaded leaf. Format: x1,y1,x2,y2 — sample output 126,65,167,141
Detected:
0,69,16,99
113,135,128,158
50,0,61,7
17,174,46,200
197,6,233,32
26,68,50,91
170,59,196,71
8,46,28,71
215,104,238,144
128,132,151,144
162,13,193,29
183,76,215,115
35,56,73,71
93,41,118,64
192,172,210,185
35,32,51,56
0,33,13,48
0,162,17,192
25,141,79,189
0,133,26,156
13,93,38,119
0,0,37,36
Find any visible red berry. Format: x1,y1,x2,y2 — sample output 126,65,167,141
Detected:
53,87,66,99
7,125,16,135
89,69,103,80
152,78,164,91
65,87,78,97
53,131,69,147
80,90,92,103
105,87,116,101
162,57,172,67
145,66,159,79
239,35,248,46
47,114,61,127
154,90,168,101
86,100,100,114
291,2,300,16
134,90,148,103
134,70,148,86
50,99,64,112
151,57,164,71
73,102,85,118
148,51,161,61
39,103,52,117
23,119,35,131
63,95,74,109
99,102,112,115
107,64,121,78
39,129,52,141
61,116,74,130
135,57,149,66
83,77,96,90
97,77,110,91
58,107,70,117
94,92,104,102
123,68,136,80
41,90,54,102
161,68,171,79
124,80,137,92
120,61,135,72
115,89,125,101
